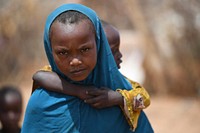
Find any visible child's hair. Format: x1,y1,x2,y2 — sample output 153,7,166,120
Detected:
101,19,110,27
0,85,22,103
55,11,89,24
50,11,95,37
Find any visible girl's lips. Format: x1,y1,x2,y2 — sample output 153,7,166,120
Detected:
70,68,86,75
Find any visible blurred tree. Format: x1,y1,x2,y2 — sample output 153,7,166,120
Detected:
0,0,44,83
135,0,200,97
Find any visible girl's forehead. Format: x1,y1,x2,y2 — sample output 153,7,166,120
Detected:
50,20,95,41
50,21,96,51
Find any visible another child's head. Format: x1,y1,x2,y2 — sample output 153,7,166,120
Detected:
101,20,122,68
49,11,97,81
0,85,22,132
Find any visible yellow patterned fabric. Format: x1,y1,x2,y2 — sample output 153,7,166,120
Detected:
40,65,52,72
31,65,52,94
117,78,150,131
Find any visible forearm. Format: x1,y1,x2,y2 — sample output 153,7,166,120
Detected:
33,71,79,97
33,71,96,99
112,91,124,106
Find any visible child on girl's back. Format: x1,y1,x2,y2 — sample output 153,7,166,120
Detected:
32,19,150,128
101,20,150,110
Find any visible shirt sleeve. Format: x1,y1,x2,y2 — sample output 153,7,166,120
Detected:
116,78,151,131
39,65,52,71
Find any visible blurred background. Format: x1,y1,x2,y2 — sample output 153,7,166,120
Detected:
0,0,200,133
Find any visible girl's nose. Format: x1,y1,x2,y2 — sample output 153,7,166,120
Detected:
70,58,82,66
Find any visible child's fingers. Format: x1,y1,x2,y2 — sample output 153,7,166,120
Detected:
84,96,100,104
86,89,102,96
84,97,105,109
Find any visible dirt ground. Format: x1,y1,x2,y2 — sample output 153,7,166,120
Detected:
145,96,200,133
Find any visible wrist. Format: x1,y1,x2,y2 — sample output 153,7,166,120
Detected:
113,91,124,106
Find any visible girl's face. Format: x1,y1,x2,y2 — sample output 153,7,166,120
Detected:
50,20,97,81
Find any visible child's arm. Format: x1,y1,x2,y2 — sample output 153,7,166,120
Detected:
85,79,150,110
32,71,94,100
32,70,124,107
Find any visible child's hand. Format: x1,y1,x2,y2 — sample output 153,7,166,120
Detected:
84,87,123,109
76,86,96,100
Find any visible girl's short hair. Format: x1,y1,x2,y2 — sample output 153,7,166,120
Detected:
49,11,95,38
55,10,89,24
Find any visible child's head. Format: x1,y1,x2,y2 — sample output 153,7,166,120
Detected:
49,11,97,81
0,85,22,131
44,4,129,89
101,20,122,68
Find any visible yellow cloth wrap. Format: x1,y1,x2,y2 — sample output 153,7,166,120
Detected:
31,65,52,94
127,79,151,109
117,78,150,131
40,65,52,72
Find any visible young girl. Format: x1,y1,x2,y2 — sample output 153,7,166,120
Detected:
22,3,153,133
32,19,151,129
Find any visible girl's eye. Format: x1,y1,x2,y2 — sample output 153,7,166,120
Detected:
81,48,90,53
58,51,68,55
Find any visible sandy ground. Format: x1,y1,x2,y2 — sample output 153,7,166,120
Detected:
145,96,200,133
